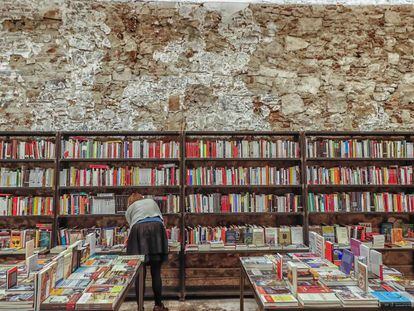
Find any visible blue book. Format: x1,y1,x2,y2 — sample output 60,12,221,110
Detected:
340,249,354,275
371,291,411,307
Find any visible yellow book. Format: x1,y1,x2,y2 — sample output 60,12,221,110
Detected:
33,197,38,215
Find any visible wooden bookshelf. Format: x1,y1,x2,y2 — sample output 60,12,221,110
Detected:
57,131,183,298
305,131,414,276
182,131,304,299
0,131,58,248
1,130,413,299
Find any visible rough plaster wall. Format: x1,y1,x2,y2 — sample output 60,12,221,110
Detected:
0,1,413,131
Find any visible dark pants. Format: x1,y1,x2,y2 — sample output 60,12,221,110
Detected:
127,221,168,308
136,260,163,307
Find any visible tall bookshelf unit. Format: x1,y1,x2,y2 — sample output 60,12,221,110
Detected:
305,131,414,275
57,131,183,299
0,131,58,255
182,131,305,297
0,130,413,298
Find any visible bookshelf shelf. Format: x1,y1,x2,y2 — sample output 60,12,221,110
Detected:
0,215,54,218
185,212,303,216
306,157,414,162
58,213,181,218
60,158,180,163
0,159,55,163
307,184,414,190
184,247,309,254
0,187,55,195
186,157,300,162
309,211,414,215
59,185,180,191
185,185,300,190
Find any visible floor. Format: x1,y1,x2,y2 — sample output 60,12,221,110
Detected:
120,298,258,311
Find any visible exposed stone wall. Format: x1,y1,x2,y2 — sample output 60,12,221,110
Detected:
0,1,413,131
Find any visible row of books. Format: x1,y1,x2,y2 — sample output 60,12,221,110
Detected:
185,225,304,247
2,137,413,160
307,138,414,158
57,226,180,248
310,222,414,246
59,193,180,215
0,195,53,216
186,166,300,185
58,227,128,247
0,224,52,249
308,192,414,213
0,167,54,187
186,193,301,213
62,138,180,159
185,139,299,158
306,165,413,185
59,165,179,186
3,192,412,216
0,139,56,159
2,165,411,187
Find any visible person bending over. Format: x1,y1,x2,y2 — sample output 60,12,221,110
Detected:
126,193,169,311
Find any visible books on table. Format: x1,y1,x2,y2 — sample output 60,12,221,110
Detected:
331,285,378,307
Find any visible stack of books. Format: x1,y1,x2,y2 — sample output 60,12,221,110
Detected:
186,192,301,213
240,257,299,308
330,286,379,307
186,166,300,186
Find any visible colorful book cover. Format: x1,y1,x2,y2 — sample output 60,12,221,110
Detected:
278,227,291,246
391,228,404,245
335,226,349,245
287,262,297,294
275,253,283,280
371,291,411,307
340,249,354,275
6,266,18,289
265,227,277,246
324,241,334,262
357,260,368,292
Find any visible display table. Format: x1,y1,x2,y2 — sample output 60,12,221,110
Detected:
239,255,414,311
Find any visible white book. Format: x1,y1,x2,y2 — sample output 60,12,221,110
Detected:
291,227,303,245
369,249,383,279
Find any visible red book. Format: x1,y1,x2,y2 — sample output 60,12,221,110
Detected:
325,241,334,262
155,142,160,158
165,143,170,158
